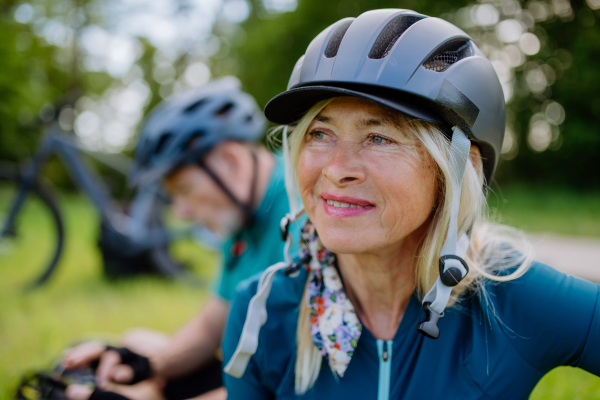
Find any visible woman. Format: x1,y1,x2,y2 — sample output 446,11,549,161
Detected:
222,9,600,399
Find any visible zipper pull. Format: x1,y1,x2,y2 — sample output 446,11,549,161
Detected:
382,341,389,362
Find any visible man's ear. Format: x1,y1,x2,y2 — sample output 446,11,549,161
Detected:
469,144,481,171
208,141,245,179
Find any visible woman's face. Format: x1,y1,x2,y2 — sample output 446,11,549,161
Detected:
298,97,438,256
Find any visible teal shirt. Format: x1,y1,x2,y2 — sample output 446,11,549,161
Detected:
213,155,300,302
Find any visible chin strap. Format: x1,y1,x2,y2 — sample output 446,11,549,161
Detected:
417,126,471,339
198,149,259,227
224,126,305,378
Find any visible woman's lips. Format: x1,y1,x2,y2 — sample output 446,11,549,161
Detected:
320,194,375,218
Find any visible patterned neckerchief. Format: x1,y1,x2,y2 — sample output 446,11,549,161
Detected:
299,220,363,378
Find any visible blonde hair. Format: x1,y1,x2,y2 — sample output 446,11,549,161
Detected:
270,98,534,394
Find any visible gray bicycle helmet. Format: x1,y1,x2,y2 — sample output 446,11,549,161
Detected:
130,76,266,186
265,9,505,185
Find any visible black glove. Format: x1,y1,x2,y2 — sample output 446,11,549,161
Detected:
89,388,131,400
104,347,152,384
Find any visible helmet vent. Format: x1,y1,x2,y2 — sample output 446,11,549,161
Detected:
423,41,473,72
216,102,235,116
183,131,204,150
368,15,424,59
324,20,353,58
154,133,172,155
184,98,209,113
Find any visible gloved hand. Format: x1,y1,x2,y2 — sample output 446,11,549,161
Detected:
103,347,152,385
89,388,131,400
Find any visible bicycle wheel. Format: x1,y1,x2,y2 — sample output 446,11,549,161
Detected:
0,166,65,289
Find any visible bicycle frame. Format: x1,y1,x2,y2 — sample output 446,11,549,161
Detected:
2,123,183,252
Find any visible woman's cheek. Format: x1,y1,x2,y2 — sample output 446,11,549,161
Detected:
298,150,325,212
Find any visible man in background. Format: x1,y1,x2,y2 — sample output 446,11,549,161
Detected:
62,77,296,400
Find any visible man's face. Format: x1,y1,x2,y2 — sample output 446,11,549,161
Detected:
163,164,243,237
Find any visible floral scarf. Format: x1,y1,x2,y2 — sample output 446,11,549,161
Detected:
299,221,363,378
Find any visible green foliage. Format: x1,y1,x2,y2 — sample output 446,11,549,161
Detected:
0,9,64,161
497,5,600,188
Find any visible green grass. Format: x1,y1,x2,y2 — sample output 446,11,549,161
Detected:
489,184,600,237
0,185,599,399
0,192,218,398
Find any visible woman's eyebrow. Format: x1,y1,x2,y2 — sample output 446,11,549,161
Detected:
314,114,331,123
357,116,395,129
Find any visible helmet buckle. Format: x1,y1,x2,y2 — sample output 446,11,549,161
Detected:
438,254,469,287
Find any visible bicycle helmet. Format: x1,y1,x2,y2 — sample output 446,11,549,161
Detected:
129,77,267,223
130,76,266,186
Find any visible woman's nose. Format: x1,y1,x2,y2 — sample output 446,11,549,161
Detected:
322,141,366,186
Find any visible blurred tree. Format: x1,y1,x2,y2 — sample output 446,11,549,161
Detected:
228,0,600,189
498,0,600,188
0,0,76,162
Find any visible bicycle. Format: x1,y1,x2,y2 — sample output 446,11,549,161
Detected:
0,122,200,290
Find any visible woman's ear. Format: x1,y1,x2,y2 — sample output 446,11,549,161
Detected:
469,144,481,171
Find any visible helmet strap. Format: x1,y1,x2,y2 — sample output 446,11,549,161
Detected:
197,148,259,227
418,126,471,339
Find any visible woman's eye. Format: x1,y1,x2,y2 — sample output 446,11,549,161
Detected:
309,130,326,139
371,135,391,144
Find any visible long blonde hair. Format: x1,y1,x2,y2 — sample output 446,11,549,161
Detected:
270,98,534,394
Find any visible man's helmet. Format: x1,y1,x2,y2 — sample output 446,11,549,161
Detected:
264,9,504,186
130,76,266,186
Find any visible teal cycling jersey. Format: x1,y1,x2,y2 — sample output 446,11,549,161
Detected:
223,262,600,399
213,155,300,302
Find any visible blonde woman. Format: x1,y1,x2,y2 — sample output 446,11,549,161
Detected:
222,9,600,400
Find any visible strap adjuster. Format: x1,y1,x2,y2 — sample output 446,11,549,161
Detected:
438,254,469,287
417,301,444,339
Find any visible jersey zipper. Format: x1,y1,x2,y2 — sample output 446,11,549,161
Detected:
376,339,393,400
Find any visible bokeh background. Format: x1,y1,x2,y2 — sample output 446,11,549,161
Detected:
0,0,599,398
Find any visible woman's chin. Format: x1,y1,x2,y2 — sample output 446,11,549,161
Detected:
317,227,376,255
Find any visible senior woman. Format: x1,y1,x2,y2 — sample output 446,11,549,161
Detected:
222,9,600,400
